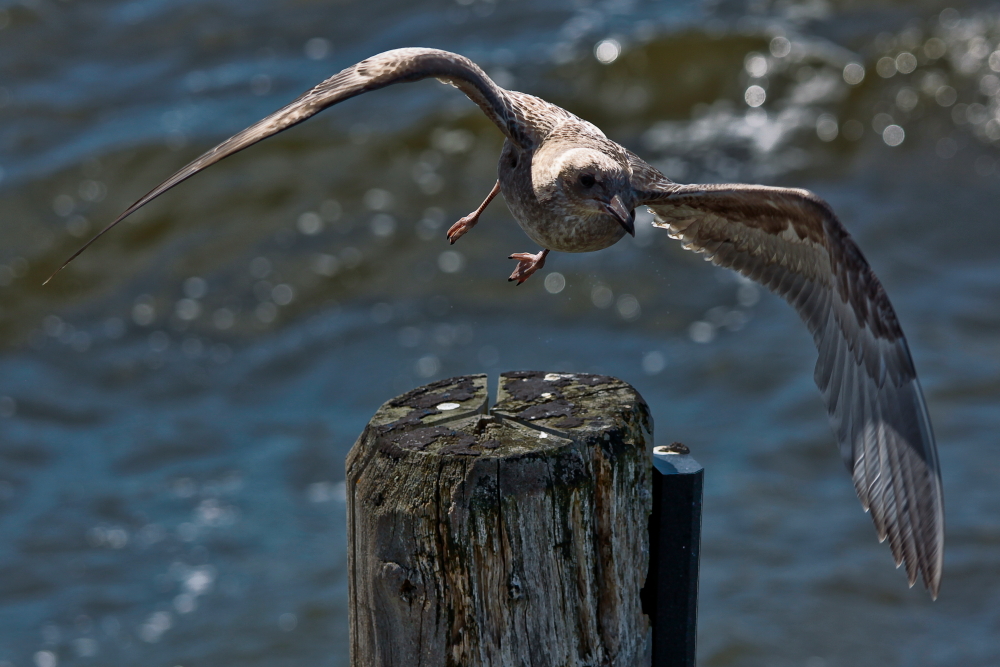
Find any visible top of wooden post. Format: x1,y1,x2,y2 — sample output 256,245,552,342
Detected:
350,371,652,463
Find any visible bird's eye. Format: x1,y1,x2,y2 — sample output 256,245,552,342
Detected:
579,173,596,188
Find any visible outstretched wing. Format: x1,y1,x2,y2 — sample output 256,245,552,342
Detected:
46,48,532,283
633,161,944,597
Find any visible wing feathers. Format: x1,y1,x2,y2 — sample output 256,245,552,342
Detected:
46,48,528,283
637,172,944,597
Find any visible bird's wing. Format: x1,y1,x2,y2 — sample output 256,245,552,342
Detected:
633,162,943,597
46,48,532,283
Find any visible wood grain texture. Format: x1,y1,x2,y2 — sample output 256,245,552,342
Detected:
347,371,653,666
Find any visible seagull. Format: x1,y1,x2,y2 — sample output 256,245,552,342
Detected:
46,47,943,597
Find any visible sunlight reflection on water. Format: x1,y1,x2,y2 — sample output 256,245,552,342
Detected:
1,2,1000,666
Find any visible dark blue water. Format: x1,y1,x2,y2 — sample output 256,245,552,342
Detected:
2,1,999,665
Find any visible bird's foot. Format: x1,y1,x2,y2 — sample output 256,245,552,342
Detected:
446,212,479,244
447,180,500,244
508,249,549,285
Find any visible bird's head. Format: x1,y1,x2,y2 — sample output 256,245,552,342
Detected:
532,145,636,236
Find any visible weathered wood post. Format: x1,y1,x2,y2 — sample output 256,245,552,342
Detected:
346,371,653,666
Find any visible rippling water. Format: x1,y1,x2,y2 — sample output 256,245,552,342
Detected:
2,1,1000,665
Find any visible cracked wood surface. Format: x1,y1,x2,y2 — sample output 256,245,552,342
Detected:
346,371,653,666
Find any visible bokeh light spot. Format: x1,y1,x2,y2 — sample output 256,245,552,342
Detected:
642,351,666,375
438,250,464,273
876,56,897,78
895,52,917,74
591,284,613,309
689,321,715,344
745,53,768,78
594,39,621,64
744,85,766,107
769,36,791,58
816,114,839,142
616,294,640,320
842,63,865,85
304,38,330,60
543,272,565,294
883,124,905,147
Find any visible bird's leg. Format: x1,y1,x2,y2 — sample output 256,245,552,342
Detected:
508,249,549,285
447,180,500,244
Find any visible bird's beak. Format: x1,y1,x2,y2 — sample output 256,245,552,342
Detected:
603,195,635,236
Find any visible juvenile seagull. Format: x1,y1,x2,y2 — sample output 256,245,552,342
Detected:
47,48,943,597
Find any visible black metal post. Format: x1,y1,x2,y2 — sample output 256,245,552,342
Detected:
641,443,704,667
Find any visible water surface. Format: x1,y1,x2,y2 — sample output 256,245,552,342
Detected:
2,1,999,665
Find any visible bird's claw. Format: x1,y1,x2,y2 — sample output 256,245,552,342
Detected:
508,250,548,285
446,213,479,244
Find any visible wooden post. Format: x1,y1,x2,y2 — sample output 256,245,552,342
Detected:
346,371,653,666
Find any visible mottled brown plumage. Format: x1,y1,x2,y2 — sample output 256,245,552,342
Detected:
47,48,943,597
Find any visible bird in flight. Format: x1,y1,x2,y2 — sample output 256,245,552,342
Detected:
46,47,943,597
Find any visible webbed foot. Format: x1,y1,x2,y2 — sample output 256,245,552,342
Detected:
447,213,479,244
446,180,500,244
508,249,549,285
